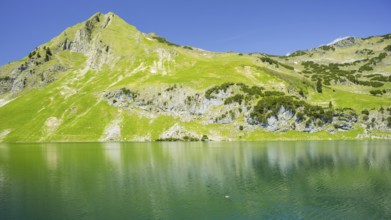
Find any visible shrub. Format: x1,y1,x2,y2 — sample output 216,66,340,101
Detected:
156,138,181,142
371,118,376,128
369,90,383,96
264,91,285,96
153,36,179,47
289,50,307,57
205,82,235,99
259,57,294,70
368,52,387,65
252,96,300,121
323,110,334,123
296,112,305,122
370,82,384,88
250,93,338,126
387,117,391,128
361,110,369,115
299,89,305,97
183,136,199,141
370,75,388,82
260,57,278,66
224,94,244,105
165,84,177,92
238,84,264,97
301,60,361,85
363,115,369,121
357,80,384,88
183,46,193,50
356,49,374,55
319,45,335,51
316,119,324,127
230,111,235,119
120,88,137,98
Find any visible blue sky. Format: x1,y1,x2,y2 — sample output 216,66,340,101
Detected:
0,0,390,65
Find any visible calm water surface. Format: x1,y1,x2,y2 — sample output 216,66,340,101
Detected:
0,141,391,219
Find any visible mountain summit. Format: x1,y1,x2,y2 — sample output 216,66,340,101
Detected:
0,12,390,142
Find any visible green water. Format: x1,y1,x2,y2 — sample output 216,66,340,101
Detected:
0,141,391,219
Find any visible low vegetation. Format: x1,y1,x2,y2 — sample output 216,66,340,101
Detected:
0,12,390,142
152,36,179,47
259,57,294,70
250,94,334,125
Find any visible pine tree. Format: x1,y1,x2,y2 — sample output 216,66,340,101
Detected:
46,47,52,56
316,79,322,93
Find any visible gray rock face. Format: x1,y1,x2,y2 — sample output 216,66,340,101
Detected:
187,98,216,115
159,123,200,140
8,63,66,93
277,106,293,121
0,76,13,93
59,13,114,69
308,37,361,55
100,119,121,141
103,85,248,126
103,85,365,135
302,121,317,133
364,110,391,131
266,116,279,131
331,37,359,48
334,123,352,131
62,14,102,54
263,107,294,131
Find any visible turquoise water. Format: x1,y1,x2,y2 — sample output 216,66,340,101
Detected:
0,141,391,219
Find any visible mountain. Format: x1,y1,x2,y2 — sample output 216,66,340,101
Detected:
0,12,390,142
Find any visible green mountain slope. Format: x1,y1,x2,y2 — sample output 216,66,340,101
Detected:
0,12,390,142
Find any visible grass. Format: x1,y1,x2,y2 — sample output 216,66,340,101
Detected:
309,86,390,111
0,12,390,142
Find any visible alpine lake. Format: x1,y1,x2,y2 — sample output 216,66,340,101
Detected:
1,140,390,219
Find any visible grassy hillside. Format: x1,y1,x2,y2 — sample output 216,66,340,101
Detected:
0,12,390,142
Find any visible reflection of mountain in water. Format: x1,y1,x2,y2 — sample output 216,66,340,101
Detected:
1,141,391,219
100,141,391,179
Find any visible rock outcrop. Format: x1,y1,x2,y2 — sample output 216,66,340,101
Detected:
102,83,373,136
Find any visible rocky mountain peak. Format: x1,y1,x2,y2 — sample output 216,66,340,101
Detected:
327,36,360,48
55,12,137,69
0,13,390,142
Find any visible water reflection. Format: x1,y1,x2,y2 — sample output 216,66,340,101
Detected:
0,141,390,219
103,143,122,170
44,144,59,170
